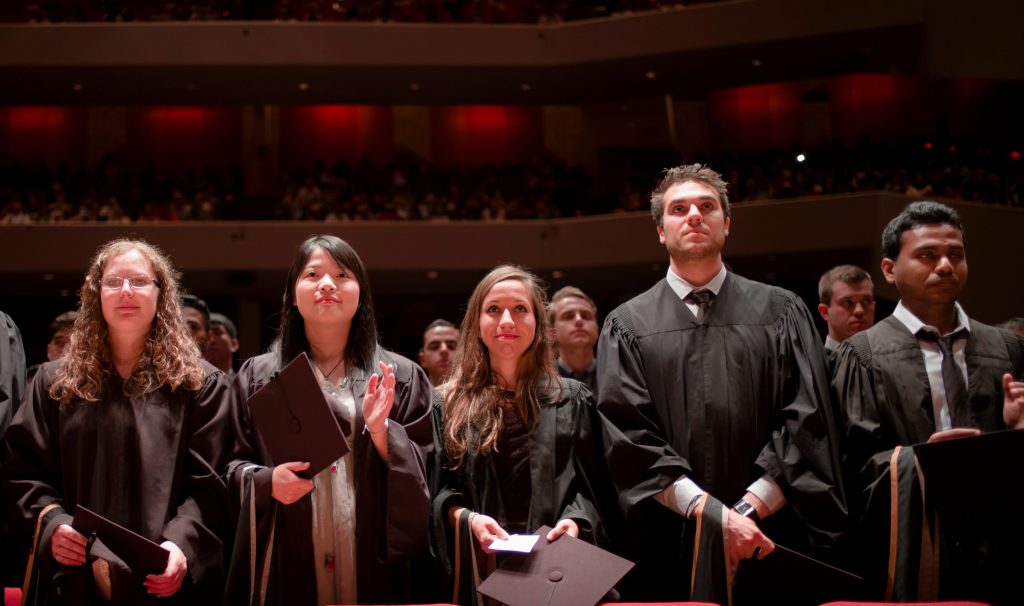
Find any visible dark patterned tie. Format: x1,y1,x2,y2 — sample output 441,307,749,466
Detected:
685,289,714,323
916,328,970,428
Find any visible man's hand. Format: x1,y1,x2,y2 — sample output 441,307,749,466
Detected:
726,510,774,567
144,541,187,597
1003,373,1024,429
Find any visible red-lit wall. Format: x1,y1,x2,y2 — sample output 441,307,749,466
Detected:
126,106,242,171
431,106,543,165
708,83,802,152
828,74,931,143
279,105,395,169
0,106,88,167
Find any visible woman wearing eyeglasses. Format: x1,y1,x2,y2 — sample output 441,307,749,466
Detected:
221,234,432,606
3,238,229,605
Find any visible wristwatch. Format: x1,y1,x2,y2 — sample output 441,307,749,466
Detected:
732,499,761,523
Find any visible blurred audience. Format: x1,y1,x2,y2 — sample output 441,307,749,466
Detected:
2,137,1021,224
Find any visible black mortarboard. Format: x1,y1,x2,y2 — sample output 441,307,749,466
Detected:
477,525,633,606
733,542,864,605
72,505,170,575
246,351,349,479
913,428,1024,532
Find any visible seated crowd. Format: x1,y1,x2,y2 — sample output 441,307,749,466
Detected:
4,0,715,24
1,161,1022,606
2,137,1022,224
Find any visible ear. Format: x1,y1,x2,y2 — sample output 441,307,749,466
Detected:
817,303,830,323
881,258,897,285
229,338,239,353
418,351,426,365
723,216,731,237
657,224,666,245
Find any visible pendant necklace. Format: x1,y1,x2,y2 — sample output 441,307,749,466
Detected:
314,356,347,395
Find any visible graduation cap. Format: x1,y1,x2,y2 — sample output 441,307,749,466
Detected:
246,351,350,480
734,542,863,603
477,525,633,606
72,506,170,576
913,427,1024,532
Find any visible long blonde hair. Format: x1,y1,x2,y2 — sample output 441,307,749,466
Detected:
49,239,205,403
442,265,559,469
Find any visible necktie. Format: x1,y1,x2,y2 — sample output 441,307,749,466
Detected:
916,328,970,428
685,289,714,323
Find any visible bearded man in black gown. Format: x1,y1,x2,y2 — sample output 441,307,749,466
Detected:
596,164,847,603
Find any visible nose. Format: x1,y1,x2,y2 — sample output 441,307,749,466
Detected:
935,255,954,275
318,274,337,290
498,308,514,328
118,279,134,297
685,204,703,224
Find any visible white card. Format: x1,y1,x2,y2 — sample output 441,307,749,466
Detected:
488,533,540,553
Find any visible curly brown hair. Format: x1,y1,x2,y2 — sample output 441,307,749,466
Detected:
49,239,205,403
442,265,559,469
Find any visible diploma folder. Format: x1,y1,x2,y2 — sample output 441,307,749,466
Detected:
913,427,1024,531
71,505,170,575
246,352,349,480
477,525,634,606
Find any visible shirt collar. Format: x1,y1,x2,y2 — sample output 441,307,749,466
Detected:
824,335,842,351
665,264,728,301
557,356,596,375
892,300,971,337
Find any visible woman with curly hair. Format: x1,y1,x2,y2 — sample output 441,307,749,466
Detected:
222,234,432,606
3,238,229,605
430,265,608,605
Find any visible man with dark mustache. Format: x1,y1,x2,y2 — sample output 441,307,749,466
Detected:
833,200,1024,604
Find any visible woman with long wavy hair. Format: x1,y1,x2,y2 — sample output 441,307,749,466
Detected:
222,234,432,606
3,238,229,605
430,265,606,605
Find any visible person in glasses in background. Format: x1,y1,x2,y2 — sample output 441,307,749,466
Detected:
2,238,229,605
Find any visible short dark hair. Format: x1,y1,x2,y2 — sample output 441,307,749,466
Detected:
422,318,457,348
650,163,731,227
818,265,873,306
277,234,378,372
547,286,597,324
209,312,237,340
180,294,211,330
881,201,965,260
49,311,78,338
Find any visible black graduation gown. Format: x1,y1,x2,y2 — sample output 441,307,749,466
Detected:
832,315,1024,603
222,348,432,606
596,273,847,600
0,310,27,586
2,360,229,605
429,377,609,605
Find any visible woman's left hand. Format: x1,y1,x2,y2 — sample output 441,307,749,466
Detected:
545,518,579,541
144,541,187,597
362,362,396,434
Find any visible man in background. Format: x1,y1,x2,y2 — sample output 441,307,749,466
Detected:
817,264,876,351
418,319,458,387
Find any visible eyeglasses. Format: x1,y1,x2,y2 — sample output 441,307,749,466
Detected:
100,275,161,291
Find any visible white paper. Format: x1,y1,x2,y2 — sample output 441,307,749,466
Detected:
488,533,539,553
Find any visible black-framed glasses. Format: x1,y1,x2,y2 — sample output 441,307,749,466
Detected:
100,275,161,291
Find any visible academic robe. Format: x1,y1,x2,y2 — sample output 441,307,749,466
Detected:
832,315,1024,604
2,360,229,605
222,348,432,606
429,377,610,606
596,273,847,601
0,310,26,444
